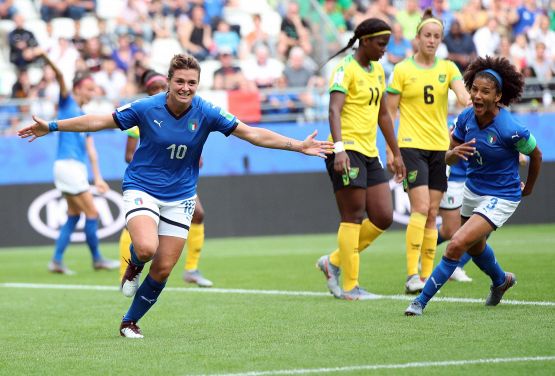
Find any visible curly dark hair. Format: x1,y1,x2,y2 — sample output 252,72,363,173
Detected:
463,56,525,106
327,18,391,62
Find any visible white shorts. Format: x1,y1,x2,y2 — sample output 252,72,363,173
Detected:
440,180,464,210
53,159,90,195
123,190,196,239
460,185,520,229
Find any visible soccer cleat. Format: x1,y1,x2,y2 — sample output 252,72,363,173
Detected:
120,321,144,339
93,258,120,271
450,266,473,282
183,270,213,287
405,300,424,316
120,259,144,297
485,272,517,306
341,286,378,301
405,274,425,294
48,260,76,275
316,255,342,298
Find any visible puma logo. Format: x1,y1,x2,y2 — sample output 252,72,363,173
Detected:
154,120,163,128
431,277,442,289
140,295,156,304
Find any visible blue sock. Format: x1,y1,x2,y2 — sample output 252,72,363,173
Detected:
436,225,446,245
471,243,505,287
53,215,80,263
459,252,472,268
123,275,166,322
129,244,146,266
84,218,102,261
416,256,459,307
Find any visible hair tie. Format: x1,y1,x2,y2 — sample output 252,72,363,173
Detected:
416,18,443,33
480,69,503,87
145,75,167,89
360,30,392,39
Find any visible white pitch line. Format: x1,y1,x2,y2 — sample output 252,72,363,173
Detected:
192,356,555,376
1,283,555,307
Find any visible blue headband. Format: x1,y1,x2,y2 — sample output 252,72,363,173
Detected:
480,69,503,87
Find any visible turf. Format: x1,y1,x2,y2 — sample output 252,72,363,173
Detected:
0,224,554,375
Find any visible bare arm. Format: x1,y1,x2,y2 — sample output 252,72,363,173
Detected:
450,79,471,107
18,113,117,142
384,92,401,171
328,91,349,174
41,51,68,98
85,136,109,193
445,136,476,165
231,121,333,158
125,136,138,163
377,95,405,182
521,146,542,197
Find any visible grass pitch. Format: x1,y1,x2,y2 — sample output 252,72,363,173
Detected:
1,224,554,375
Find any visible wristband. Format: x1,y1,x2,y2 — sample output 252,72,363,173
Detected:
334,141,345,153
48,121,59,132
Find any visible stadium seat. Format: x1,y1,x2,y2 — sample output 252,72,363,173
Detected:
51,17,76,39
24,19,49,50
13,0,39,20
78,16,100,39
198,59,221,90
0,66,16,96
149,38,184,76
96,0,126,20
260,11,282,38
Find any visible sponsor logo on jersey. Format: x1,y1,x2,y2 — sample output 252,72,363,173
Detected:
28,188,125,241
439,74,446,83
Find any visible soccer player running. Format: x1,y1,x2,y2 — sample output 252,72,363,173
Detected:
316,18,406,300
19,54,334,338
118,69,213,287
41,51,119,275
385,9,470,294
405,56,542,316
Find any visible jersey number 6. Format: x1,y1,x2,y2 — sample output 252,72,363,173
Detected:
424,85,435,104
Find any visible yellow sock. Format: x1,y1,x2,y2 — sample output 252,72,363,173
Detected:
184,223,205,271
420,227,439,279
338,222,361,291
329,219,384,265
118,228,132,280
406,212,427,276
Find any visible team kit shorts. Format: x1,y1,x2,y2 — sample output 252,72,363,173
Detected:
54,159,90,195
460,185,520,229
440,180,464,210
325,150,389,192
123,190,196,239
401,148,447,192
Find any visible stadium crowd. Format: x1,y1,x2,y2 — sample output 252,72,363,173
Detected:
1,0,555,135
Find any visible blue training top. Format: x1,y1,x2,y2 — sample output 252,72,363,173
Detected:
452,107,533,202
56,94,88,163
113,93,238,201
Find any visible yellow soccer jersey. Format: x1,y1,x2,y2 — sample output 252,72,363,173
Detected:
387,57,462,151
328,54,386,157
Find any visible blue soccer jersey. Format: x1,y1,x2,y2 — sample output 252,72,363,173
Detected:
452,107,533,201
113,93,238,201
56,94,88,163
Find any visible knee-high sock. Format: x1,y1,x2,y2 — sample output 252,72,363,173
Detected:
420,228,439,279
459,252,472,268
471,243,505,287
123,274,166,323
329,219,383,266
406,212,427,276
337,222,361,291
84,218,102,261
53,215,80,263
119,228,132,279
184,223,204,271
416,256,459,307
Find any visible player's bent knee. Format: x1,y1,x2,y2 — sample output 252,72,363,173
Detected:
445,236,468,259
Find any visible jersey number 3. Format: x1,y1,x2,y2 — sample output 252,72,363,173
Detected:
423,85,435,104
167,144,188,159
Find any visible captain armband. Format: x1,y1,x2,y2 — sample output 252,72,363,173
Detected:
515,134,537,155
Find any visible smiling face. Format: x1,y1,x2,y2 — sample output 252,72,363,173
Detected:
470,75,502,117
167,68,199,109
416,22,443,57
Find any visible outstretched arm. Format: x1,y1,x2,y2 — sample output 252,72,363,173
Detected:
41,51,69,99
231,121,333,158
450,79,471,107
18,114,117,142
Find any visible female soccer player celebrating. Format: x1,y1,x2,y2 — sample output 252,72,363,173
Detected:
386,9,470,294
19,54,333,338
405,56,542,316
316,18,406,300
